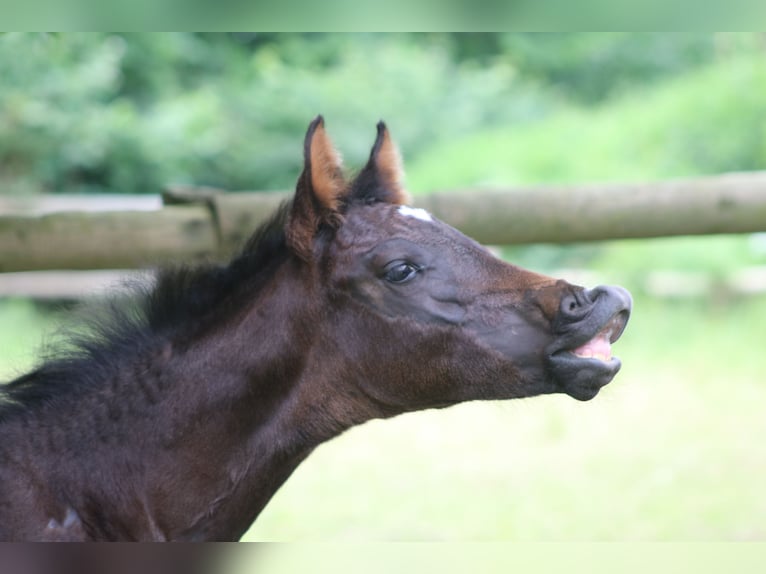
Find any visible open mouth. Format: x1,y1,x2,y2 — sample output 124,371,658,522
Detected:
545,285,632,400
565,311,628,363
547,291,631,402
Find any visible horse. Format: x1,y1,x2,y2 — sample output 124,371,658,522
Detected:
0,116,631,541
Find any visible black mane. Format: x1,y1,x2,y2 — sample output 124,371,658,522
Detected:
0,201,292,421
147,201,291,335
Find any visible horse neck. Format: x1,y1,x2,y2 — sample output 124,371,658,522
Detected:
136,260,379,540
138,263,322,540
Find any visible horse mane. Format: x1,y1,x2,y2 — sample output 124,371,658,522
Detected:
0,201,293,422
147,201,291,335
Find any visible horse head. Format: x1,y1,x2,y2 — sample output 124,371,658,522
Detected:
286,116,632,412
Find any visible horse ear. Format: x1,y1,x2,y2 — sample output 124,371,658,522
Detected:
352,121,411,205
286,115,346,260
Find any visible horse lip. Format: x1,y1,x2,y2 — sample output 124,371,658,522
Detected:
595,309,629,347
548,310,629,358
608,310,629,344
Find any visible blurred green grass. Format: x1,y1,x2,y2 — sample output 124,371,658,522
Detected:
0,298,62,380
233,543,766,574
2,270,764,541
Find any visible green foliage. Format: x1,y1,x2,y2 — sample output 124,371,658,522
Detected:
0,34,189,195
4,33,757,196
0,33,553,195
499,33,719,103
406,55,766,191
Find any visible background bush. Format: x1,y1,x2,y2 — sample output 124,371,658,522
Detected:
3,33,763,196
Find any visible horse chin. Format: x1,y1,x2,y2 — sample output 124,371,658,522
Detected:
548,353,623,401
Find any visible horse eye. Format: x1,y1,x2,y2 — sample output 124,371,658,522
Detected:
384,262,420,284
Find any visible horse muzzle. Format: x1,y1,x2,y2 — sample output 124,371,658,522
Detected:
546,285,632,401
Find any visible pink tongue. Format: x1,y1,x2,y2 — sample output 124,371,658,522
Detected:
572,333,612,360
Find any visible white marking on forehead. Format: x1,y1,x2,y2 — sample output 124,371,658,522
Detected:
397,205,433,222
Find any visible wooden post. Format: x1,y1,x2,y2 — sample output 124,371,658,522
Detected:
1,172,766,272
0,207,216,272
414,172,766,245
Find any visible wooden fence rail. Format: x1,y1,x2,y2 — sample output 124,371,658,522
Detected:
1,172,766,272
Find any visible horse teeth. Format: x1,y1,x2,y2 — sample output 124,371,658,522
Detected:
572,350,612,361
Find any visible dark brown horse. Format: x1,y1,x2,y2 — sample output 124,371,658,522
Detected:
0,117,631,541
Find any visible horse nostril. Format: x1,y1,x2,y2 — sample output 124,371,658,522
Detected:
560,289,592,319
561,294,582,317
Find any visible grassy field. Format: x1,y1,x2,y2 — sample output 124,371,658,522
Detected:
1,257,764,542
